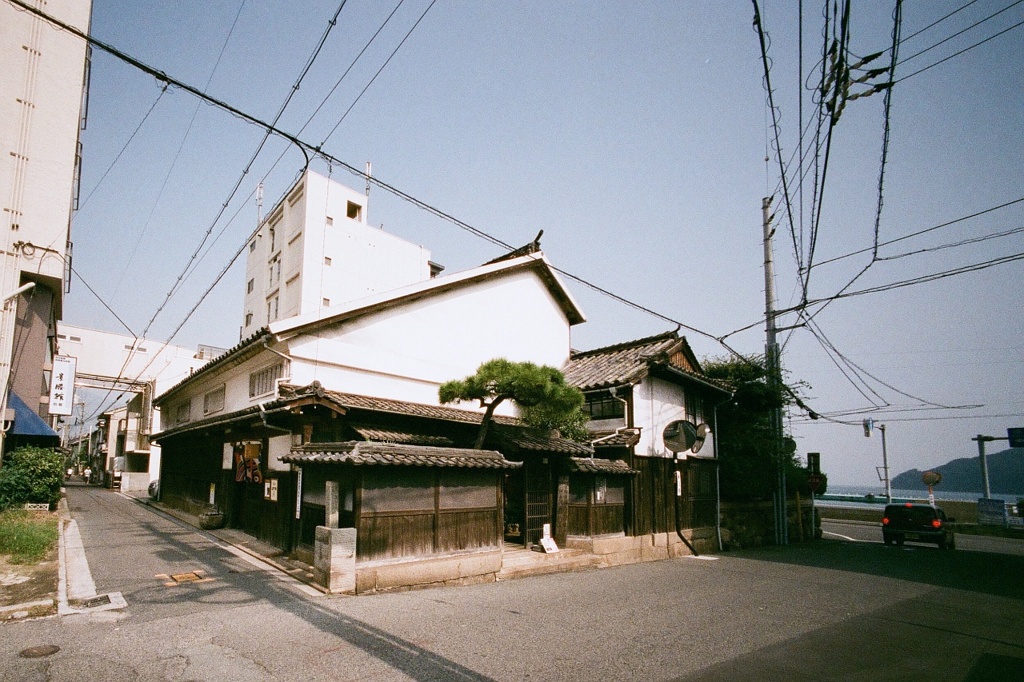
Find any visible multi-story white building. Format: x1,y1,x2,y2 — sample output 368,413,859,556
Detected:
239,170,442,339
0,0,92,454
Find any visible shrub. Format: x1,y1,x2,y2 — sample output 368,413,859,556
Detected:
0,446,64,511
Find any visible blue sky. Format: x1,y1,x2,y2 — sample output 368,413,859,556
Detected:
62,1,1024,487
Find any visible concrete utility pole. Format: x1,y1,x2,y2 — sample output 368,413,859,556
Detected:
762,196,787,545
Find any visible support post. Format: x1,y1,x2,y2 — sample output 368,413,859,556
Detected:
879,424,891,503
974,435,993,499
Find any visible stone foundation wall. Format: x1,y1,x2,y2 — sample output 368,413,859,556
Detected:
354,550,503,594
565,528,717,565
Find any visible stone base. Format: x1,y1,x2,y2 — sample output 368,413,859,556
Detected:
313,526,357,594
355,550,503,594
566,528,717,565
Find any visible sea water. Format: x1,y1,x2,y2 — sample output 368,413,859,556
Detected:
823,484,1022,506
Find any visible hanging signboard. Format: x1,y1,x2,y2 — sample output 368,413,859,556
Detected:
48,355,77,416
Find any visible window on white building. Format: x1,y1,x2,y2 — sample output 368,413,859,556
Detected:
249,363,283,398
203,386,225,415
175,402,190,425
346,201,361,220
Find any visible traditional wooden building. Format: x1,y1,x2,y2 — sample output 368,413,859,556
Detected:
151,251,636,589
563,331,732,554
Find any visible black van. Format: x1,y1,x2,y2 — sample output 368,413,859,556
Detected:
882,503,956,549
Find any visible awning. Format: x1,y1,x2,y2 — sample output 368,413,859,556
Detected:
7,392,59,438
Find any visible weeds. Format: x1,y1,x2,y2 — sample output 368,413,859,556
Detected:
0,509,58,564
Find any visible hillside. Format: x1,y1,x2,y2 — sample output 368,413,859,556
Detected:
891,447,1024,495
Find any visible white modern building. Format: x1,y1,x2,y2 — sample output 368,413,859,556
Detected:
240,170,442,339
0,0,92,456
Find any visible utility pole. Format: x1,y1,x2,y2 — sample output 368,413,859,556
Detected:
762,196,787,545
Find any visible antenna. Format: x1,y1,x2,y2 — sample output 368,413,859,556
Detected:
256,182,264,226
364,162,372,218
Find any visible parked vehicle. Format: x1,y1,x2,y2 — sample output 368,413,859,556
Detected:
882,503,956,549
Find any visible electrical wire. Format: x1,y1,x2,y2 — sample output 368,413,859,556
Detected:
75,84,168,212
898,0,1024,65
897,16,1024,83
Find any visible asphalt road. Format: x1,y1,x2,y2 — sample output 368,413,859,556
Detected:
2,488,1023,681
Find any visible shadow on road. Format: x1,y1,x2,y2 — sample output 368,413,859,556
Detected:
726,538,1024,601
73,487,495,682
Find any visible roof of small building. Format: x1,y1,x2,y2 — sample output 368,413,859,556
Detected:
349,425,455,447
492,425,594,456
566,457,639,475
281,441,521,469
563,330,730,395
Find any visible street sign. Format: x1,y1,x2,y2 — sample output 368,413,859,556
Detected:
1008,428,1024,448
807,473,822,493
48,355,77,416
921,470,942,486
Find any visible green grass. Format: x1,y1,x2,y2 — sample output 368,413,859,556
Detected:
0,509,58,564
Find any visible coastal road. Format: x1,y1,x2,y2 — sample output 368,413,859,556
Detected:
3,488,1023,680
823,518,1024,555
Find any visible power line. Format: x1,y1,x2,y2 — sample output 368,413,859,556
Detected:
76,84,168,211
810,196,1024,268
897,15,1024,83
898,0,1024,66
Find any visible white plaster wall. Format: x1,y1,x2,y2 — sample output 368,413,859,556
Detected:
163,350,291,422
285,270,573,412
634,377,686,458
633,376,717,459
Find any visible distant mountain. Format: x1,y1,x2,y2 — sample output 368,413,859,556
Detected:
891,447,1024,495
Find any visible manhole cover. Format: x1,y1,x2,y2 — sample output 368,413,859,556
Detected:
170,572,202,583
156,569,211,586
19,645,60,658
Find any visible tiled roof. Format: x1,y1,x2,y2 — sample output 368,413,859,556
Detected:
563,331,682,390
493,426,594,456
281,441,521,469
566,457,639,475
279,383,520,426
589,428,642,448
564,331,730,394
350,425,455,447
